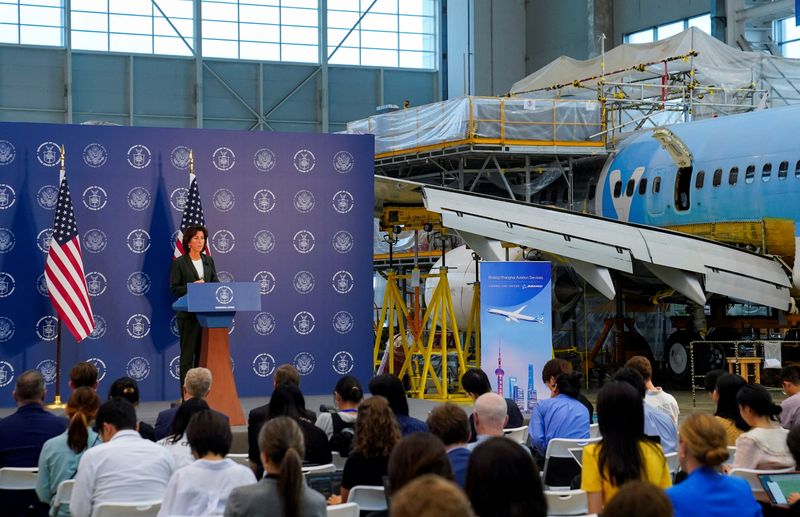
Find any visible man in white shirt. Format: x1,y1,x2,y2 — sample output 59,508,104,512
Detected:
626,355,680,425
71,398,175,517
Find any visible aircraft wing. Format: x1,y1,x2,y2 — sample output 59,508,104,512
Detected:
422,186,792,311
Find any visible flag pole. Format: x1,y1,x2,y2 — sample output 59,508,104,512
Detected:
47,145,67,409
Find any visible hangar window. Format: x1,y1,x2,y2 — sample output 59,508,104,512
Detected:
625,179,635,196
761,163,772,182
0,0,64,47
653,176,661,194
745,165,755,184
729,167,738,185
712,169,722,187
694,170,704,189
776,18,800,58
625,14,710,44
613,180,622,198
638,178,647,195
779,161,789,179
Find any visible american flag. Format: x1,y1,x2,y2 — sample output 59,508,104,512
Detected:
173,172,208,257
44,170,95,342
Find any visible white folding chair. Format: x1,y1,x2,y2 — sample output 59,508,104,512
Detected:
542,437,601,489
544,489,588,516
567,448,583,467
226,453,250,468
589,423,600,438
729,467,795,499
331,451,347,471
327,502,360,517
347,485,387,512
504,426,529,444
302,463,336,474
664,452,679,478
724,446,737,466
0,467,38,490
52,479,75,515
92,500,161,517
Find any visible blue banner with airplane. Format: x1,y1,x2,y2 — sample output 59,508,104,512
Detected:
480,261,552,413
0,122,374,400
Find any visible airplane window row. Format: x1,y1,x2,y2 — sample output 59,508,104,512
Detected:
608,160,800,200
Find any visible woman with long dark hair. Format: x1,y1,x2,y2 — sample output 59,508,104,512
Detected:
170,224,218,393
732,383,794,469
713,373,750,445
314,375,363,442
36,387,101,516
265,384,331,471
157,397,209,468
465,436,547,517
581,380,671,514
332,396,401,504
369,374,427,436
225,416,326,517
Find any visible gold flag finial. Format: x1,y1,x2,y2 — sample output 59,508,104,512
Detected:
189,149,194,175
60,144,65,171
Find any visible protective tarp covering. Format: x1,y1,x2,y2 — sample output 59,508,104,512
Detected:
510,27,800,108
346,97,603,156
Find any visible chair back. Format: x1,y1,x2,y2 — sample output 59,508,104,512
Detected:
0,467,38,490
331,451,347,471
589,423,600,438
52,479,75,514
542,438,600,490
92,500,161,517
544,489,588,516
327,502,360,517
724,446,736,466
347,485,387,512
226,453,250,468
664,452,679,475
504,426,528,444
729,467,795,494
302,463,336,474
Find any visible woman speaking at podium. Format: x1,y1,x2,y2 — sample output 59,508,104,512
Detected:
170,225,219,393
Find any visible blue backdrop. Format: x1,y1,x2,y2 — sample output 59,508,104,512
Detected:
0,122,374,401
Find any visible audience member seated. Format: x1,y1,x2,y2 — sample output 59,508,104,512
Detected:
613,367,677,453
605,480,673,517
157,397,209,469
329,396,400,505
426,403,471,487
254,383,331,478
780,366,800,430
391,474,476,517
36,387,101,517
107,376,156,441
541,358,594,420
247,364,315,472
315,375,363,455
69,361,99,391
159,410,255,516
713,373,750,445
666,414,761,517
70,398,175,517
581,380,671,514
732,383,794,470
369,373,427,435
529,370,589,455
0,370,67,516
626,355,680,425
466,436,546,517
783,425,800,510
461,368,523,442
225,416,326,517
705,369,725,401
155,367,228,440
368,432,454,517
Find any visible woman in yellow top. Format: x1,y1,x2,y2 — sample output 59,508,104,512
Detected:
711,373,750,445
581,380,671,514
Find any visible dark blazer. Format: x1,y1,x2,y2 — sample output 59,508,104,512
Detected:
248,405,324,478
155,403,230,441
0,403,67,467
170,253,218,306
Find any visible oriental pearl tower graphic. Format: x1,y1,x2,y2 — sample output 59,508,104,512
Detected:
495,342,505,396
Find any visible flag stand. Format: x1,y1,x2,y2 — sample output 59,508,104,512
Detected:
47,145,67,410
46,318,65,409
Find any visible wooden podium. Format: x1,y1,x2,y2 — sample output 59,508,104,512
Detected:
172,282,261,426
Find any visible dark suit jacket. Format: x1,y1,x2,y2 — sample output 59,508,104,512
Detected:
170,253,218,313
0,403,67,467
248,404,322,477
154,403,229,441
